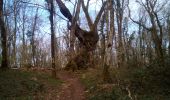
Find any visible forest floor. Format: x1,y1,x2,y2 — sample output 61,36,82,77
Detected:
0,68,87,100
0,69,62,99
57,70,86,100
1,68,168,100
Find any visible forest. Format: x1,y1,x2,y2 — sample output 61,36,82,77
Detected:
0,0,170,99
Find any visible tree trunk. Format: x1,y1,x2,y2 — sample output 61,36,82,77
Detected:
31,8,38,67
69,0,81,71
103,0,115,83
12,0,17,67
151,28,164,66
0,0,8,69
116,0,125,68
169,36,170,57
150,13,164,66
22,6,26,67
49,0,56,77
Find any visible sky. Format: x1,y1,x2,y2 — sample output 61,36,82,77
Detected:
27,0,140,39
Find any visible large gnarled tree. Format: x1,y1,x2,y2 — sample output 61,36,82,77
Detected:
55,0,107,69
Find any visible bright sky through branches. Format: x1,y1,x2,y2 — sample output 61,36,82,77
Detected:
29,0,139,39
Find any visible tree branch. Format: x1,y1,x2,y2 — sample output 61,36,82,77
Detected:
94,1,107,28
154,12,163,43
82,0,93,30
72,0,81,24
86,0,90,10
21,1,68,21
128,4,150,31
55,0,73,21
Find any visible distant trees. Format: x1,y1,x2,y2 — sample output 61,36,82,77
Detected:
131,0,166,66
0,0,51,69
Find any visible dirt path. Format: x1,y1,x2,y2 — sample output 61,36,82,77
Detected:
57,71,86,100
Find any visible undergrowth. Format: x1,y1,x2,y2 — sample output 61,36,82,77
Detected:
79,69,130,100
80,64,170,100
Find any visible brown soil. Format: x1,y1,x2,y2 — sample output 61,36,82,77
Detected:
57,71,86,100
